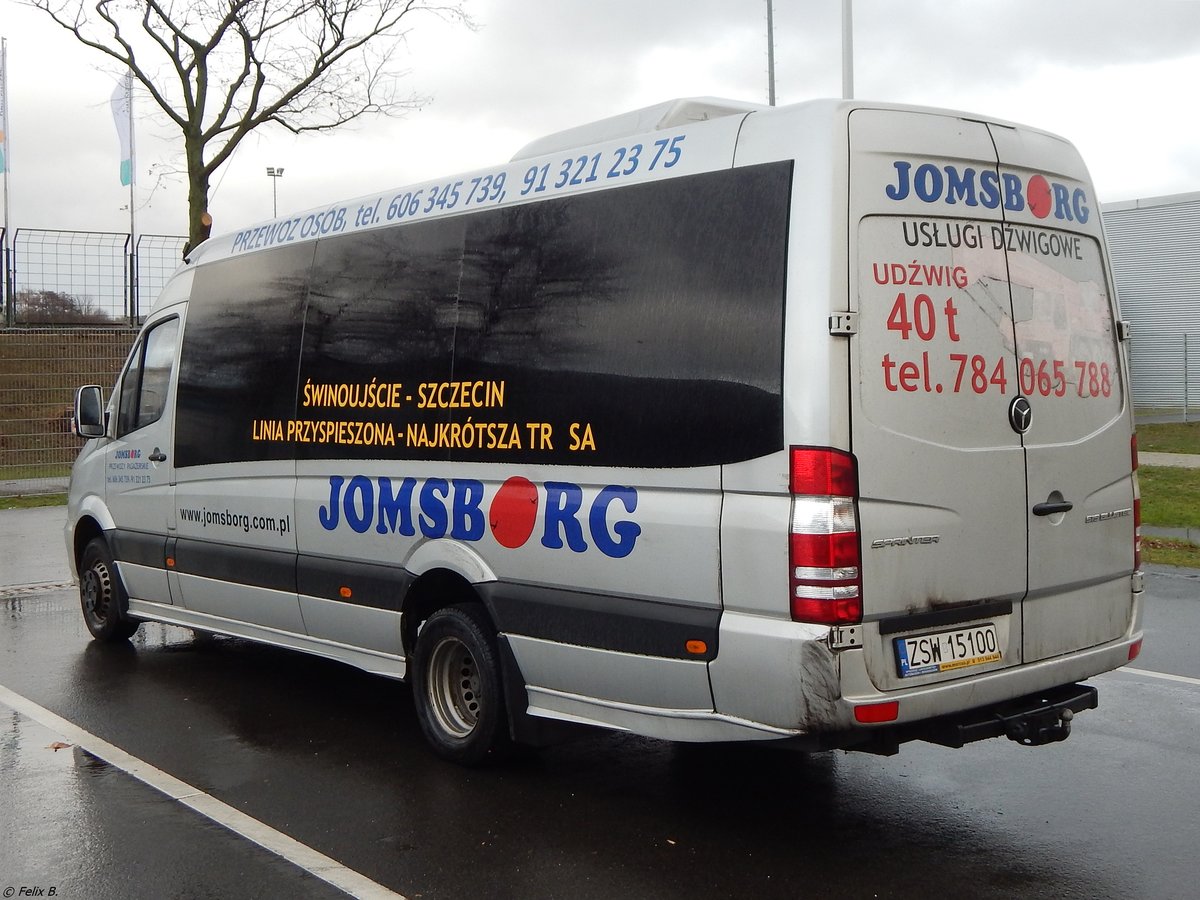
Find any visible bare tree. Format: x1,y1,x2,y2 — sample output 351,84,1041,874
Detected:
27,0,470,250
16,289,111,323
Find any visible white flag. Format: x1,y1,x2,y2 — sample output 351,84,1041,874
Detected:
110,73,132,186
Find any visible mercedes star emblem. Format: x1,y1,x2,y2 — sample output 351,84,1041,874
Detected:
1009,396,1033,434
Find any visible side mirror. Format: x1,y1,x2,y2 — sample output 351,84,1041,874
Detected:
74,385,106,438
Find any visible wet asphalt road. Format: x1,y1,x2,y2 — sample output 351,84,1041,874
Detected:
2,511,1199,899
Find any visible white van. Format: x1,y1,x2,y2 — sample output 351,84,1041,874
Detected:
69,98,1143,764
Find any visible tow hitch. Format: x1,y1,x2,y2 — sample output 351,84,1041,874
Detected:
998,684,1099,747
1003,706,1074,746
922,683,1099,749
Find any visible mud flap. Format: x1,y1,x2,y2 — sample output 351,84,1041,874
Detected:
496,634,590,748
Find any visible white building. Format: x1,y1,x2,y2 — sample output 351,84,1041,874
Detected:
1103,192,1200,418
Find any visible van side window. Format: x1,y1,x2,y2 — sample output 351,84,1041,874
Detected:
175,243,314,467
453,162,791,467
299,162,793,468
176,163,791,469
116,317,180,437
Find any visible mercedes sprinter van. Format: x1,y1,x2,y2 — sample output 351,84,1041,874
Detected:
68,99,1143,763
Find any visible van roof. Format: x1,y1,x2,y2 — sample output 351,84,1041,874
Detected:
183,96,767,270
510,97,761,160
179,97,1071,276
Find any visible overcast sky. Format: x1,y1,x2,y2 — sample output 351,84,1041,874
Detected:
2,0,1200,241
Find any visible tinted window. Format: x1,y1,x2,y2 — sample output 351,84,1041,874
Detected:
182,162,791,469
296,219,464,461
116,317,180,437
175,244,314,467
452,162,791,466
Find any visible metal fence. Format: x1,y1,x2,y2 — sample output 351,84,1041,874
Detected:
3,229,185,326
136,234,189,317
1129,330,1200,423
0,328,137,495
0,227,181,494
11,230,130,322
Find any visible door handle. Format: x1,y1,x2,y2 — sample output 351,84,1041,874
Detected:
149,448,168,462
1032,500,1073,516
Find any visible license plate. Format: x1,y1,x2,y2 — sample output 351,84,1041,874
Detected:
895,623,1002,678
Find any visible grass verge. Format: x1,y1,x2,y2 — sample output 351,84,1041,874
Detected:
1138,465,1200,567
1139,466,1200,529
0,493,67,510
1144,537,1200,569
1137,421,1200,455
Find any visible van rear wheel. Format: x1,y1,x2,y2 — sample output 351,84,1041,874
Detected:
79,538,139,642
412,604,508,765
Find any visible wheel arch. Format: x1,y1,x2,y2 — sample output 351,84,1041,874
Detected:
400,567,489,660
69,491,116,576
399,538,499,656
72,515,108,572
399,567,549,749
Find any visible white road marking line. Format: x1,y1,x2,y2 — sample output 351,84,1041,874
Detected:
1114,667,1200,688
0,683,406,900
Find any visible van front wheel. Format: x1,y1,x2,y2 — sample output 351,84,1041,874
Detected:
412,605,508,765
79,538,139,642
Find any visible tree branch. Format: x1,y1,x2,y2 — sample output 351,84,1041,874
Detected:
23,0,472,245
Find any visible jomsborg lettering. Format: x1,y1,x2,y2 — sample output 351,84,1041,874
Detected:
885,161,1090,224
317,475,641,559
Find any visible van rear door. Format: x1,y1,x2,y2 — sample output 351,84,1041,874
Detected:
987,125,1135,662
847,108,1135,692
848,108,1026,691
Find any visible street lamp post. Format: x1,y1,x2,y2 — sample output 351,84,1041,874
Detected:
266,166,285,217
766,0,776,107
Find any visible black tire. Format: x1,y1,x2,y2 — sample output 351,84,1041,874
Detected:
79,537,140,642
411,604,509,765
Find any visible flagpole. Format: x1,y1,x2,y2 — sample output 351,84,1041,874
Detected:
1,37,12,325
126,71,137,323
766,0,776,107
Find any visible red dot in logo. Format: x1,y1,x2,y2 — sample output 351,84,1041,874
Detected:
1027,174,1052,219
489,476,539,548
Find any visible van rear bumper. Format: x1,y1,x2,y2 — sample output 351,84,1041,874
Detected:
835,628,1140,732
711,600,1141,736
904,681,1098,749
778,681,1103,755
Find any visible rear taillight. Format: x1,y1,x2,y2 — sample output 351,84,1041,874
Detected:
789,447,863,625
1132,434,1142,570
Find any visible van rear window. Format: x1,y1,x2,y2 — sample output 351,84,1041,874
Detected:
856,215,1122,448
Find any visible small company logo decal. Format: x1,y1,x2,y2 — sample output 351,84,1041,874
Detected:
885,161,1090,224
